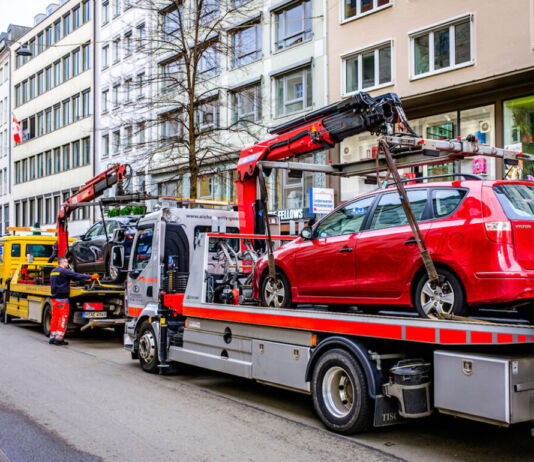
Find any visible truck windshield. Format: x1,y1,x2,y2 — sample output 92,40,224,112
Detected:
26,244,54,258
132,227,153,271
494,184,534,220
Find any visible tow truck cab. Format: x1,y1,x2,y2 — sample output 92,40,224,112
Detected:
122,206,240,352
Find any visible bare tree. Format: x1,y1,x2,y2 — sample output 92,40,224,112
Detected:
115,0,267,199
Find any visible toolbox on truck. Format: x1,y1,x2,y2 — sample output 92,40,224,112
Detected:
434,350,534,425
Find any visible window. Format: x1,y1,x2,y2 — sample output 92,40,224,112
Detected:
137,72,145,98
11,244,21,258
37,71,44,95
73,6,81,29
276,66,312,116
54,20,61,42
503,95,534,179
160,113,182,142
26,244,53,259
344,42,392,94
275,0,312,51
82,43,91,70
102,0,110,24
113,37,120,63
22,80,28,103
15,85,21,106
63,13,71,36
46,151,52,175
198,45,219,79
200,0,219,24
315,196,375,238
54,104,61,130
15,162,20,184
54,147,61,173
46,27,53,48
113,0,120,17
233,23,262,68
112,83,120,107
412,17,472,77
432,189,466,218
124,31,132,57
112,129,120,153
137,22,146,49
161,59,182,91
124,78,132,102
72,94,81,121
37,32,44,54
30,156,35,180
63,144,71,170
343,0,390,21
73,48,81,76
54,61,61,86
22,159,27,182
29,39,36,57
63,55,71,81
232,84,262,124
83,0,91,22
163,7,180,39
37,154,43,178
137,122,145,144
102,134,109,157
102,45,109,67
45,66,52,90
370,190,428,230
125,126,133,149
37,112,44,135
102,89,109,112
132,227,153,272
45,109,52,133
29,76,36,99
196,100,218,131
63,99,71,125
82,90,90,117
72,141,80,167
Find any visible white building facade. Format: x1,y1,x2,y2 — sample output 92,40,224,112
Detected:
11,0,94,235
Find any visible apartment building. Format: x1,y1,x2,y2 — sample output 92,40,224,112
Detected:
329,0,534,200
151,0,329,229
94,0,152,198
0,25,31,235
11,0,93,234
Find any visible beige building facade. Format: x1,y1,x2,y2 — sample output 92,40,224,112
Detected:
11,0,93,234
328,0,534,200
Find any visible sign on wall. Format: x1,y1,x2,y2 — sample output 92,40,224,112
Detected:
309,188,334,214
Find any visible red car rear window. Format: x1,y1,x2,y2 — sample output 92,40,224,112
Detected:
493,184,534,220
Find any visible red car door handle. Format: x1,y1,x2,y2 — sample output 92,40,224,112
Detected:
404,238,417,245
339,247,353,253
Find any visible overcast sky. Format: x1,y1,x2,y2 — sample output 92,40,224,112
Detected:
0,0,52,36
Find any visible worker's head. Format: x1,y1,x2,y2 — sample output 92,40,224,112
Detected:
58,256,69,268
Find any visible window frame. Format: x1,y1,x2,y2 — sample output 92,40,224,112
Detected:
410,14,474,80
274,0,312,52
275,66,312,118
232,22,262,68
341,40,393,96
430,187,469,220
341,0,392,23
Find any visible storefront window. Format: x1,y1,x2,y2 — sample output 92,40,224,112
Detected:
504,95,534,179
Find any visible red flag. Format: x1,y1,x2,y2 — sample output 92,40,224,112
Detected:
12,117,21,144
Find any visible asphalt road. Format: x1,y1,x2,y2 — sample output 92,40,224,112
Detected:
0,321,533,462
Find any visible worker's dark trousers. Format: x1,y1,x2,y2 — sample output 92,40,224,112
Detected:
50,298,69,340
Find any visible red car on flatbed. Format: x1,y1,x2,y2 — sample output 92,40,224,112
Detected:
253,179,534,321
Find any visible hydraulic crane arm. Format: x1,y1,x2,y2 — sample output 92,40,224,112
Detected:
57,163,129,257
236,92,413,234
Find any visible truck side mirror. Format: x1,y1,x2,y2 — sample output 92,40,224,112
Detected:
300,226,313,240
113,229,125,243
111,245,124,269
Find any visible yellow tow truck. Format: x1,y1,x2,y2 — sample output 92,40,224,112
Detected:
0,228,125,336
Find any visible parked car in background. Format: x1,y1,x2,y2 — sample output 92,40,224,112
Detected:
253,179,534,321
67,216,138,282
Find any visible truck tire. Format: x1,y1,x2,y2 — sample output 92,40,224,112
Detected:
42,304,52,337
311,349,372,434
138,320,159,373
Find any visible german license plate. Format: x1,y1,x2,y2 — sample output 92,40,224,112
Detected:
83,311,107,319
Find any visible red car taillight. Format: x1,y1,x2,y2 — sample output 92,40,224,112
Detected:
484,221,513,244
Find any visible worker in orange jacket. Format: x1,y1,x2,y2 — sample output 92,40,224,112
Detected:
49,256,98,345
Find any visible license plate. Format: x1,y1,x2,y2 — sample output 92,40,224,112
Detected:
83,311,107,319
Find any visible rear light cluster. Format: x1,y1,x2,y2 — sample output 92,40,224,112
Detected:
484,221,513,244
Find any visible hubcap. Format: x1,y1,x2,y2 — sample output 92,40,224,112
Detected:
420,280,455,316
322,366,355,418
139,330,156,364
264,277,286,307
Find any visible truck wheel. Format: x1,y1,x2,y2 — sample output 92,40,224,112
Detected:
311,349,372,434
42,304,52,337
138,320,159,373
414,268,466,318
260,271,292,308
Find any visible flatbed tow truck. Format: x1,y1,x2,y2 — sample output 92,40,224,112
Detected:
120,92,534,434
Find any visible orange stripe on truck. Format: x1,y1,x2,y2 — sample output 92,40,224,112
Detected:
128,306,143,317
